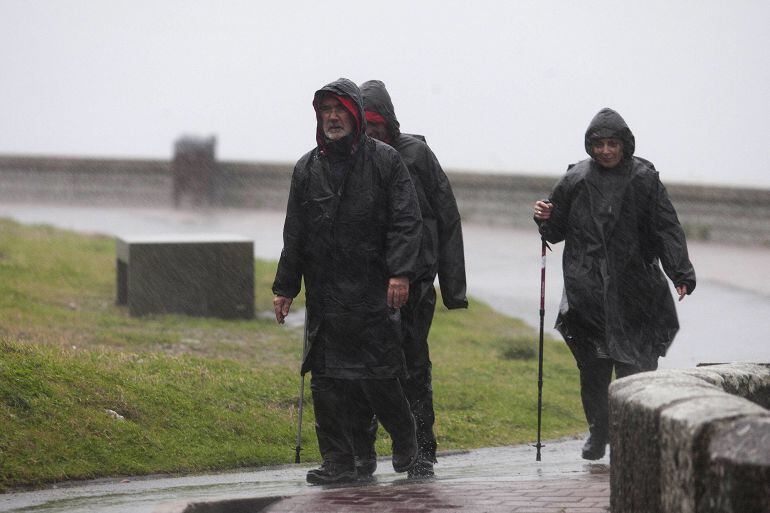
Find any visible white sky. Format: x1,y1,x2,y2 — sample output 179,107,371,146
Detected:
1,0,768,188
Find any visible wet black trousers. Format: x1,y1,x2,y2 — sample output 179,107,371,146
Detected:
350,280,439,463
401,280,438,461
310,375,416,468
577,356,651,440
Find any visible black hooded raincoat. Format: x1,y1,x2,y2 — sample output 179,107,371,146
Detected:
272,78,423,379
538,108,696,371
360,80,467,308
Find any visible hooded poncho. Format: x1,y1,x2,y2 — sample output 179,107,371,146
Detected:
273,78,423,378
538,108,696,369
360,79,467,309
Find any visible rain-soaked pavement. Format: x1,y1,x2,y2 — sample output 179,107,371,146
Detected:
1,204,769,512
0,438,609,513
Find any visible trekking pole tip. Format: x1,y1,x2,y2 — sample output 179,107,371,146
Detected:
532,442,545,461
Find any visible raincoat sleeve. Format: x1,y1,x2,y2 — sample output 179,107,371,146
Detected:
385,152,423,280
651,178,697,293
272,163,307,298
536,169,573,244
422,146,468,309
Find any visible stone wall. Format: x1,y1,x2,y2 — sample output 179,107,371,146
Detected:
0,155,171,206
1,154,769,245
609,363,770,513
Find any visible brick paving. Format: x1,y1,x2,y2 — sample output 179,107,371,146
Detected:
255,440,612,513
263,475,610,513
0,439,611,513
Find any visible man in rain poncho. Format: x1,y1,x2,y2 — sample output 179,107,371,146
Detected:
533,108,696,459
355,79,468,478
273,78,423,483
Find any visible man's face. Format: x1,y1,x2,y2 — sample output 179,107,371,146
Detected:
365,121,389,143
319,96,354,141
592,138,624,169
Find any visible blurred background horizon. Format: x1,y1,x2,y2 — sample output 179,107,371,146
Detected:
1,0,769,189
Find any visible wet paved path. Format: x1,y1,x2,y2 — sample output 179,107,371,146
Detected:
263,477,610,513
259,440,611,513
2,439,610,513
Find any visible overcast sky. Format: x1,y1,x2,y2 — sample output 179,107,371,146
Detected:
1,0,768,188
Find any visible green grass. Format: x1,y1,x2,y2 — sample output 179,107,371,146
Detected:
0,218,582,491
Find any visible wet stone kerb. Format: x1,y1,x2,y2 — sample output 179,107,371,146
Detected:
608,362,770,513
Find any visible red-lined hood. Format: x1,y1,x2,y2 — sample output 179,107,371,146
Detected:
312,78,365,155
360,80,401,142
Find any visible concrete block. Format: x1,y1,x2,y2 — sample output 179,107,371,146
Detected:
116,235,254,319
698,363,770,409
659,394,767,513
609,374,720,513
700,416,770,513
609,364,770,513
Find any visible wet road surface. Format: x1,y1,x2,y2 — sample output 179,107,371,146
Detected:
0,439,609,513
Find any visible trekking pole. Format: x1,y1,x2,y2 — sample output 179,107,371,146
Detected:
294,309,309,463
535,237,551,461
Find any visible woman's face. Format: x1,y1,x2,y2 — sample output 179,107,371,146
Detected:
592,138,624,168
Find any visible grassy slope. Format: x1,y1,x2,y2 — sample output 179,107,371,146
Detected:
0,218,582,491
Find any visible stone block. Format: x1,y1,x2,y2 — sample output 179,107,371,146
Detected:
701,363,770,409
700,416,770,513
609,373,720,513
609,364,770,513
659,394,767,513
116,235,254,319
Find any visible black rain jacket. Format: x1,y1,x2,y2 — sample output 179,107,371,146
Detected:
537,108,696,370
360,80,467,309
272,78,423,378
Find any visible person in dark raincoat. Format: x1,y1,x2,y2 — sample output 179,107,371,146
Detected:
533,108,696,460
272,78,423,484
353,79,468,478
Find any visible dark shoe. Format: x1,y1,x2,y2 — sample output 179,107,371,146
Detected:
581,434,607,460
355,457,377,481
306,461,357,485
407,459,434,479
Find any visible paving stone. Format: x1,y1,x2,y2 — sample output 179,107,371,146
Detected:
263,478,610,513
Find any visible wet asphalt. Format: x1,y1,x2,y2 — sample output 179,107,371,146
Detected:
1,204,768,512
